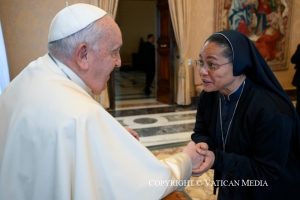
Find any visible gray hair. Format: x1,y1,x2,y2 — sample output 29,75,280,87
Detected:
48,20,103,58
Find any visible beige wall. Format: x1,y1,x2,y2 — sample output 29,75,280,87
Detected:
0,0,96,79
1,0,299,89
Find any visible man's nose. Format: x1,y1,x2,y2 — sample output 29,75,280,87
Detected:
115,55,121,68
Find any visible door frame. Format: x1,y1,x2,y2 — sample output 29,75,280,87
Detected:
108,0,175,109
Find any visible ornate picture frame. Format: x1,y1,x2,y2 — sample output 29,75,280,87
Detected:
215,0,293,71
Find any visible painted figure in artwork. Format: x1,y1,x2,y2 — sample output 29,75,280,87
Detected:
256,7,285,61
224,0,289,64
228,0,257,36
255,0,273,35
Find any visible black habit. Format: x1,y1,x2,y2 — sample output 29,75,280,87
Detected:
192,79,300,200
191,30,300,200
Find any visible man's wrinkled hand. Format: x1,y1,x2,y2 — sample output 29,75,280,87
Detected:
192,149,215,177
182,141,205,169
126,127,140,141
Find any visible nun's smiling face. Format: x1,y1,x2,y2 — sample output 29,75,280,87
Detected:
197,41,241,95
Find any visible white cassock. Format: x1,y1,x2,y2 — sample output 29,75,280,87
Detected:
0,54,191,200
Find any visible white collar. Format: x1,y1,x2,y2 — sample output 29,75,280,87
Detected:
48,54,92,95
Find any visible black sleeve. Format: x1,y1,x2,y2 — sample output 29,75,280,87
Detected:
191,92,215,149
291,44,300,64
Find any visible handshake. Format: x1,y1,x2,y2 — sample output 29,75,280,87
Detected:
126,128,215,176
182,141,215,176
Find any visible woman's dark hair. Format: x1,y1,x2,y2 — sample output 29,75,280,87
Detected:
206,33,233,62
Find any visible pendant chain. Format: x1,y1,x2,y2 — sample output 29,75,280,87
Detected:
219,81,245,151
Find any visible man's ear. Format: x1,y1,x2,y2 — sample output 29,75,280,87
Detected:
75,43,89,70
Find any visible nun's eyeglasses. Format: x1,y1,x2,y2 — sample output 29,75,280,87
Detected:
195,60,231,71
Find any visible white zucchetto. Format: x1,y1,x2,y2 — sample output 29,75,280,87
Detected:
48,3,107,42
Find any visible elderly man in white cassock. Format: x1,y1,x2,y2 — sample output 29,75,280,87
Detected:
0,3,204,200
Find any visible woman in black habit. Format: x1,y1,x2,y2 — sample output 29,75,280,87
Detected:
191,30,300,200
